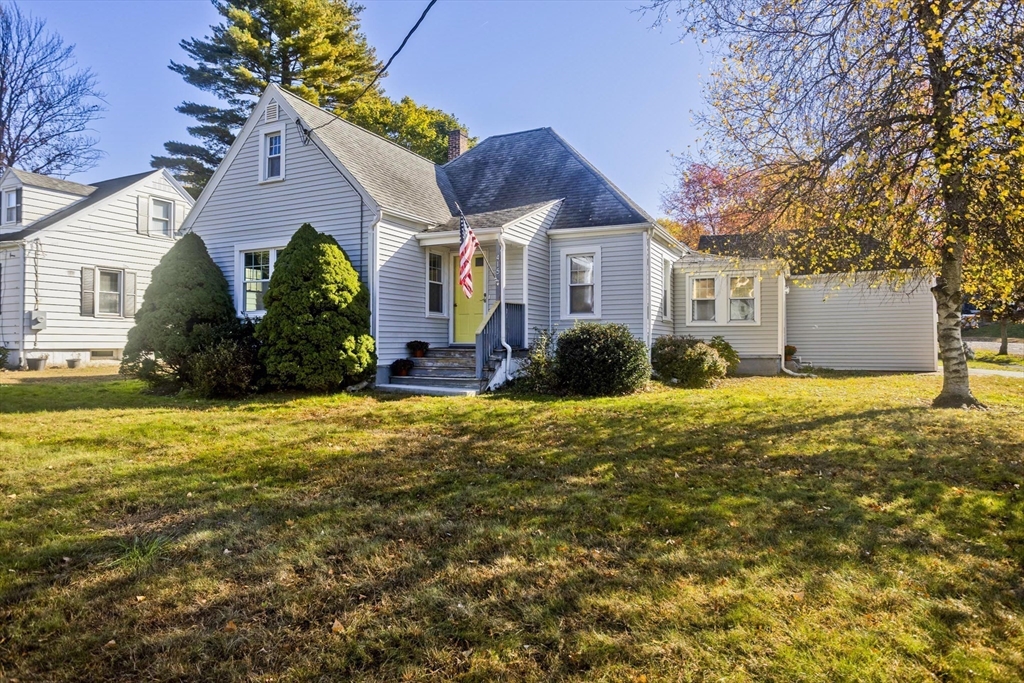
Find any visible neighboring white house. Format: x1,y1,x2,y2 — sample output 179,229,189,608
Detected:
0,167,194,368
183,84,937,393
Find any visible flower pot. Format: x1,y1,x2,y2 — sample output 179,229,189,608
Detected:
412,349,425,358
393,368,409,377
67,358,82,369
27,358,47,371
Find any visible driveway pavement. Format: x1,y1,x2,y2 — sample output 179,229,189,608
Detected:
967,339,1024,356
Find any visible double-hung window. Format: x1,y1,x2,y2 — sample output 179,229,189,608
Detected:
568,254,595,315
691,277,716,322
427,252,444,315
729,276,756,321
150,198,173,236
4,190,20,224
98,270,123,316
263,131,283,181
243,250,272,313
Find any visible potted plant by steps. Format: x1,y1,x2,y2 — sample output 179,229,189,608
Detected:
27,354,49,371
67,354,82,369
391,358,415,377
406,340,430,358
784,345,797,362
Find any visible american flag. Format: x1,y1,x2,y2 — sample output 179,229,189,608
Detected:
458,214,481,298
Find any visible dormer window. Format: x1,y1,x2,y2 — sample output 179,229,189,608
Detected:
4,189,21,224
261,127,284,182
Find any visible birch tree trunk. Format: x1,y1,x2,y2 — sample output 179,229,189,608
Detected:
931,242,983,408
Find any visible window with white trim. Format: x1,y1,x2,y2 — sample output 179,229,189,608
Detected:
427,251,444,315
568,254,595,314
4,190,19,223
661,259,673,320
262,129,284,181
242,250,272,313
691,277,716,322
729,276,756,321
150,198,173,236
98,269,123,316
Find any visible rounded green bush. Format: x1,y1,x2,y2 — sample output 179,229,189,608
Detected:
708,335,741,375
256,223,375,391
183,319,264,398
553,322,650,396
651,336,728,388
121,232,237,390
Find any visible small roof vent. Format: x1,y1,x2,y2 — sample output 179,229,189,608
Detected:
265,100,279,123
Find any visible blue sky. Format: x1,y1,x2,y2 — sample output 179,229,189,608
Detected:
18,0,706,217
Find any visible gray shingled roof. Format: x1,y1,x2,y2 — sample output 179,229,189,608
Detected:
427,201,557,233
8,168,96,196
0,171,157,242
276,89,655,232
698,232,920,274
278,89,456,225
443,128,654,232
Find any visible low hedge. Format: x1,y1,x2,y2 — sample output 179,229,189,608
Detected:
553,322,650,396
651,335,728,388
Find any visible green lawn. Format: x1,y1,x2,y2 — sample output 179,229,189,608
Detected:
1,369,1023,682
968,351,1024,372
964,322,1024,341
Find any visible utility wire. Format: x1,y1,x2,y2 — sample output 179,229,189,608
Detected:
306,0,439,133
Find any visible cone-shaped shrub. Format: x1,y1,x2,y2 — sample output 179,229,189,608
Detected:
121,232,236,389
256,224,375,391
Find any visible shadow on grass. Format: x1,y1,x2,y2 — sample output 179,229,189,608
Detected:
2,382,1023,680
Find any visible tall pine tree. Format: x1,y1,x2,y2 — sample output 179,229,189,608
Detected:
154,0,468,195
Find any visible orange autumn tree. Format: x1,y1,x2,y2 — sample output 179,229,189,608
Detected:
645,0,1024,408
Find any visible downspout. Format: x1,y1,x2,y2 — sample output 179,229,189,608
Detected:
18,242,27,368
498,233,512,370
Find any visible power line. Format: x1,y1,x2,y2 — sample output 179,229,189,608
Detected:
306,0,439,133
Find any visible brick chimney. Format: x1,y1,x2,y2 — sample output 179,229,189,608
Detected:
447,129,469,162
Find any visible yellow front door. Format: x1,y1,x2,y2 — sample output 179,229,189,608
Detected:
453,254,486,343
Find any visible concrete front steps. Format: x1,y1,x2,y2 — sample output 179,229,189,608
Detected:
382,347,486,395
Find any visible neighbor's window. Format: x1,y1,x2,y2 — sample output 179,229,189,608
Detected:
243,250,272,312
729,276,756,321
661,259,673,319
4,190,19,223
150,198,173,236
427,252,444,314
691,277,716,322
265,132,282,180
98,269,122,316
568,254,595,314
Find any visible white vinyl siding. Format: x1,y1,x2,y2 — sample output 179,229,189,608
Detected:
786,273,938,371
376,216,449,383
648,237,678,342
0,185,84,229
501,202,559,344
188,104,371,322
0,172,189,362
0,247,24,364
551,232,645,338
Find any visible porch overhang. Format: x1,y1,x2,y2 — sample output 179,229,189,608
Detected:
415,228,527,247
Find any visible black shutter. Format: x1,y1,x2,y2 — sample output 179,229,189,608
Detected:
15,188,22,223
81,267,95,316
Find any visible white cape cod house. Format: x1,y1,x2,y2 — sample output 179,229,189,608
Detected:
183,85,936,393
0,168,193,368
